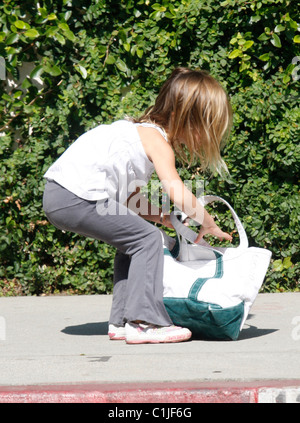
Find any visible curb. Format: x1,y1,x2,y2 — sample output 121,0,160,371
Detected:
0,381,300,403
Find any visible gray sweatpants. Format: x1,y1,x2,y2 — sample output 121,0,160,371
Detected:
42,181,172,327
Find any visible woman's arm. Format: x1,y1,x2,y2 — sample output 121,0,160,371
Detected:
126,188,174,228
138,127,232,242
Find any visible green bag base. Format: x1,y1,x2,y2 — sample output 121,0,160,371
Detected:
163,297,245,341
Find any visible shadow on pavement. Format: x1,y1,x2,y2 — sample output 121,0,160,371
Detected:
61,321,108,336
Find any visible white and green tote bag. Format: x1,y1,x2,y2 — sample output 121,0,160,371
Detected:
162,195,272,341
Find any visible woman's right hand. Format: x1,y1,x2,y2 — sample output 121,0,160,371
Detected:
195,223,232,244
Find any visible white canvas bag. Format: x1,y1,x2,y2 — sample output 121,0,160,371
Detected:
162,195,272,340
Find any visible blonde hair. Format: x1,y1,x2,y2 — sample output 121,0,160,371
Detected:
135,67,232,174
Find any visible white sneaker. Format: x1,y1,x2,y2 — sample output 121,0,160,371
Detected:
108,324,126,340
125,322,192,344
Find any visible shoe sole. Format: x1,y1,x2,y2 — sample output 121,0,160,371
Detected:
125,333,192,344
108,333,126,341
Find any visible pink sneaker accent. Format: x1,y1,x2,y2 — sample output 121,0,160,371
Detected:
125,322,192,344
108,324,126,340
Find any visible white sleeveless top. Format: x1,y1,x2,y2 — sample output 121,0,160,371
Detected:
44,120,168,203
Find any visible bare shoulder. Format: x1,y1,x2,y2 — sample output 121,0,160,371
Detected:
136,126,174,163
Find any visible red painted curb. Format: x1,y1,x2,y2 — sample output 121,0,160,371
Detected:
0,380,299,403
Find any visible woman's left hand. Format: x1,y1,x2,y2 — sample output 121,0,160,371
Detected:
161,214,174,229
195,224,233,243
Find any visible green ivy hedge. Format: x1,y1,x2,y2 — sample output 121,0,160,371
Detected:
0,0,299,296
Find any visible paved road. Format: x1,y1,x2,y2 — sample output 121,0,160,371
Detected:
0,292,299,402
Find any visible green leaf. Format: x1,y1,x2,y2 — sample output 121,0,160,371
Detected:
44,65,62,76
6,216,12,226
250,15,261,23
14,20,30,30
13,90,23,98
258,33,270,41
283,257,293,269
105,54,116,65
45,27,58,37
58,23,69,31
116,59,127,72
274,24,285,33
156,64,165,72
55,33,65,45
243,40,254,50
24,29,40,39
289,19,298,30
136,48,143,58
285,63,295,74
21,78,31,89
38,7,48,18
78,65,87,79
64,29,76,42
6,33,19,45
47,13,57,20
294,35,300,43
130,45,137,56
5,46,16,55
259,53,270,61
273,259,283,272
165,12,175,19
63,11,72,21
271,33,281,48
152,3,167,12
30,65,44,79
239,61,250,72
228,49,242,59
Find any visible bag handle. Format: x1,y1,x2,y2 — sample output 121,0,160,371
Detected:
170,195,248,250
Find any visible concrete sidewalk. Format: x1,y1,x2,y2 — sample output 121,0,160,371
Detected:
0,292,299,403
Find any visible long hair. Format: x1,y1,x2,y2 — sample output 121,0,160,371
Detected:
134,67,232,174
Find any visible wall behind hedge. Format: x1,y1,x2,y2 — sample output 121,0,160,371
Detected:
0,0,299,296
